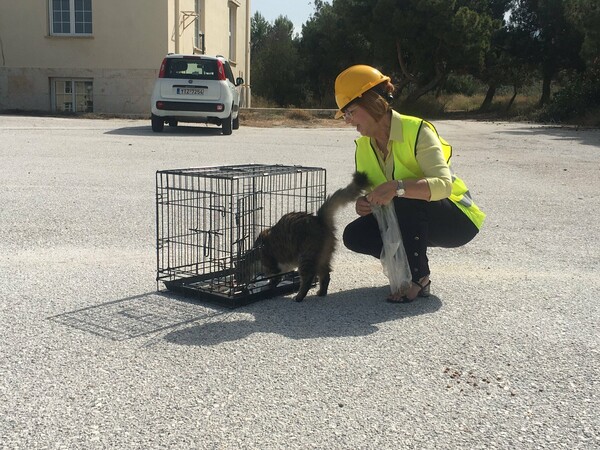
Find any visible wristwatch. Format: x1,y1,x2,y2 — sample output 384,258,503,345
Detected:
395,180,405,197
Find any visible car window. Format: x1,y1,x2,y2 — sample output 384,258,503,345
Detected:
223,61,235,84
165,58,219,80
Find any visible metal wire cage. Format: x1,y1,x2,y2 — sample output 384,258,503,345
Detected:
156,164,327,307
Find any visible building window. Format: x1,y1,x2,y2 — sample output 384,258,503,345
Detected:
50,0,93,35
51,79,94,112
228,2,237,61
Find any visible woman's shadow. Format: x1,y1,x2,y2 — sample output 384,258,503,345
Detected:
163,286,442,346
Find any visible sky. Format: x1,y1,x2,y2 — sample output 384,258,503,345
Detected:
250,0,331,35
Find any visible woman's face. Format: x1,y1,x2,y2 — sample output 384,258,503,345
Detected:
344,103,377,137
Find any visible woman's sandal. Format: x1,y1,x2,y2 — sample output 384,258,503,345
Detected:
386,279,431,304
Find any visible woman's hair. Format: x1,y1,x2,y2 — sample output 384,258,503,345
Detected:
354,81,395,120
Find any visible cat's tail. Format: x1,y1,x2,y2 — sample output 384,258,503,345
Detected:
317,171,369,231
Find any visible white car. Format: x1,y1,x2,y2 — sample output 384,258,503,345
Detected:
150,54,243,135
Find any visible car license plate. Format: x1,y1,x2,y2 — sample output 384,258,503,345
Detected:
176,87,204,95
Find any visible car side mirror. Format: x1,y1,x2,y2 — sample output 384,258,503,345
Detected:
235,77,244,86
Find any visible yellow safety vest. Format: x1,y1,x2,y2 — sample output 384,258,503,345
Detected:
355,114,486,229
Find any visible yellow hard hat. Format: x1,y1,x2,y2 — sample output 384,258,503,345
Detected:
334,65,391,118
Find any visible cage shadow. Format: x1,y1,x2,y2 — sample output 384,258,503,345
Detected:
48,291,230,341
163,286,443,346
105,124,224,137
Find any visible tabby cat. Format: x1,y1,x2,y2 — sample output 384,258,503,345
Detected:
236,171,369,302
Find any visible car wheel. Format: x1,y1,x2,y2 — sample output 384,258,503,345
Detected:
233,115,239,130
222,112,233,135
168,119,178,127
151,114,164,132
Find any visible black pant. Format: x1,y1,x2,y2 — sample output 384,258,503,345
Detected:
343,197,479,282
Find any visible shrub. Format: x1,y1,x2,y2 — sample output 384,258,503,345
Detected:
442,74,482,96
285,109,314,121
538,61,600,123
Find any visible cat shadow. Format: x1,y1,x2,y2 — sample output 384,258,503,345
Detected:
163,286,442,346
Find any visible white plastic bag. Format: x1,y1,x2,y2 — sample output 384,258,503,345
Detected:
371,203,412,296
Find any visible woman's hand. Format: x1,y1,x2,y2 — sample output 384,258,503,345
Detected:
355,196,372,216
366,180,397,206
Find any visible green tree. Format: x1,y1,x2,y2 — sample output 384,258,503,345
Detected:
508,0,584,105
474,0,517,111
566,0,600,65
251,15,303,106
300,0,498,106
371,0,496,103
539,0,600,122
251,12,271,55
300,0,376,107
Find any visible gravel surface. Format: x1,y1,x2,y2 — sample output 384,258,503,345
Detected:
1,115,598,449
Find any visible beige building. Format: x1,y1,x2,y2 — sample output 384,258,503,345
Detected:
0,0,251,115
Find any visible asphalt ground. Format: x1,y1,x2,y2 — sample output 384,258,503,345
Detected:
0,115,599,449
